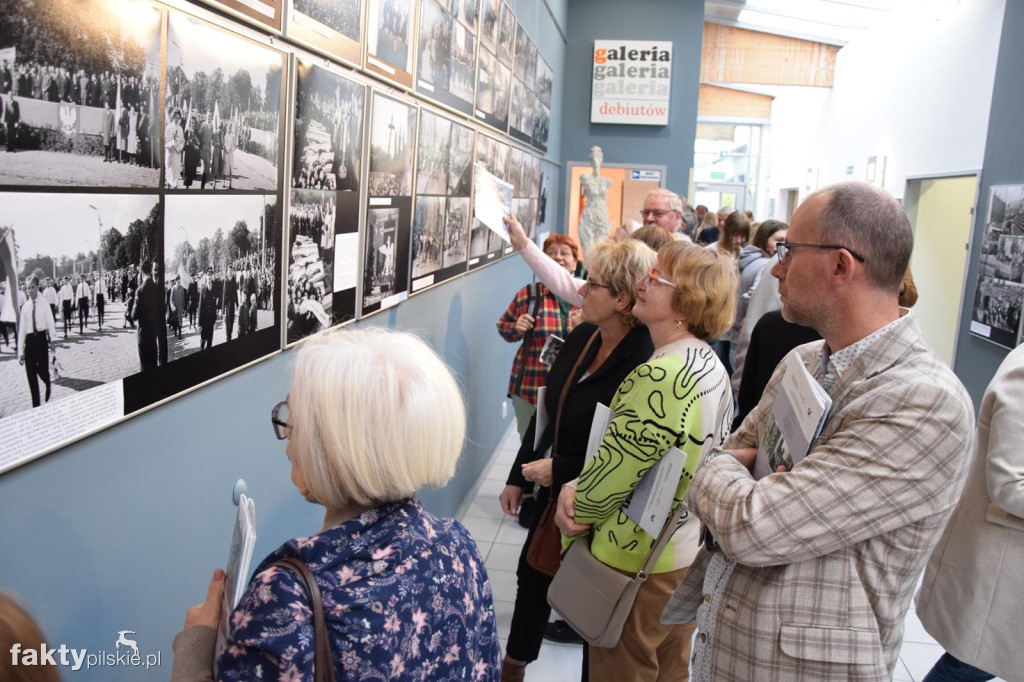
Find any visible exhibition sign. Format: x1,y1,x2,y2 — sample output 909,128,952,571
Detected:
591,40,672,126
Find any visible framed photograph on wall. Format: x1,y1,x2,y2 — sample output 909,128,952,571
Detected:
286,0,363,67
410,108,473,292
468,132,509,269
970,184,1024,349
365,0,416,88
363,91,416,315
0,0,163,188
415,0,477,115
473,1,511,132
288,59,365,343
165,11,285,191
190,0,284,33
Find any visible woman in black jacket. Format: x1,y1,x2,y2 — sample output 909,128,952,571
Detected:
497,228,655,682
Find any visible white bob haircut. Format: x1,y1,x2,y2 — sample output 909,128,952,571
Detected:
288,327,466,510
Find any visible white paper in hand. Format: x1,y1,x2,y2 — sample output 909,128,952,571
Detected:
473,162,513,241
584,403,611,466
216,494,256,662
754,354,831,479
623,446,685,538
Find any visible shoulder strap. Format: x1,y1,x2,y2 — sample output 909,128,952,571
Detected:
636,502,688,581
551,329,600,459
272,556,335,682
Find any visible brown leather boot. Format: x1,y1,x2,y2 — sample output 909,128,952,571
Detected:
500,656,526,682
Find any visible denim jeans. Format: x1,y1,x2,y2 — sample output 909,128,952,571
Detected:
922,652,994,682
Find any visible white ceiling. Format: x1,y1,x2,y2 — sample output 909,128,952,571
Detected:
704,0,896,46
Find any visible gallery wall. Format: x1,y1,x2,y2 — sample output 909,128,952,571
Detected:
953,0,1024,408
558,0,704,215
0,0,569,679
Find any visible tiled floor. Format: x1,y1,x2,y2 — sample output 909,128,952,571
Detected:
460,426,1008,682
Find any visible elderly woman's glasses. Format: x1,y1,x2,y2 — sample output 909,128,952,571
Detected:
776,242,867,264
582,279,612,294
642,267,677,288
271,400,291,440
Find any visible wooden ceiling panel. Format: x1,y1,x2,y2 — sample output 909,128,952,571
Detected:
698,84,773,119
701,22,838,87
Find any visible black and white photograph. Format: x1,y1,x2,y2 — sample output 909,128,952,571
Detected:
492,61,511,123
513,22,530,83
287,189,352,343
526,41,538,89
469,134,508,268
368,92,416,198
533,96,550,153
971,184,1024,348
163,193,278,362
497,3,516,67
537,168,549,230
454,0,478,32
971,276,1024,348
411,110,473,288
362,205,411,313
0,192,161,421
443,196,471,268
293,60,364,192
165,13,284,191
415,0,478,114
366,0,415,87
508,78,529,142
288,0,363,66
475,24,510,133
193,0,283,32
0,0,162,188
536,55,553,107
475,50,495,117
479,0,500,54
412,196,446,279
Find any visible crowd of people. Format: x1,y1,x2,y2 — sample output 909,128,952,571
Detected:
164,108,239,189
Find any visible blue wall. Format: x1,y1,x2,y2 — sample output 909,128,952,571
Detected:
0,2,568,679
952,0,1023,407
558,0,704,208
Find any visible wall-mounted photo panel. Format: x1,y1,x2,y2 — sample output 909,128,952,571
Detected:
165,12,285,191
508,77,532,144
191,0,284,32
163,193,279,363
454,0,478,32
479,0,499,54
289,60,365,343
533,94,550,153
415,0,477,114
363,92,415,315
410,109,473,291
365,0,415,88
286,0,363,67
0,0,162,188
496,4,515,67
537,55,553,108
468,133,509,269
970,184,1024,348
473,1,509,132
0,192,162,472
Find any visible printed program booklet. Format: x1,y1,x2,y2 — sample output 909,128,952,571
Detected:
215,493,256,661
754,353,831,479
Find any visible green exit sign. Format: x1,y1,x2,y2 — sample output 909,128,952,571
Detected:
710,171,726,180
846,165,855,175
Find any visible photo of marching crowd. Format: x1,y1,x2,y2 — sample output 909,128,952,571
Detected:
366,0,414,85
288,0,361,66
474,1,512,131
0,0,162,188
293,61,364,192
164,12,284,191
972,184,1024,348
411,109,472,285
163,194,278,363
415,0,478,113
293,0,360,41
0,193,161,419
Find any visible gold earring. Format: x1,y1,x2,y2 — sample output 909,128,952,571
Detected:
675,320,683,329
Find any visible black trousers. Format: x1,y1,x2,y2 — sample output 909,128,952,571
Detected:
24,332,50,407
96,294,105,324
78,296,89,332
61,300,72,334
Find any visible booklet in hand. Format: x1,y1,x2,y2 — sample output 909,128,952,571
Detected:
215,493,256,661
754,353,831,479
623,446,686,538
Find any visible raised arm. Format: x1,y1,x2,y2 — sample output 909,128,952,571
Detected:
505,215,584,306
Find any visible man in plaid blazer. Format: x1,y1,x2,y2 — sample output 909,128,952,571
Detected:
663,182,975,681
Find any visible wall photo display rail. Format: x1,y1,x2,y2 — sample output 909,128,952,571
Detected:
0,0,555,475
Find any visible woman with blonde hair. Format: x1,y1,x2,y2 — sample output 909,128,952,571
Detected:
173,328,501,681
0,594,60,682
555,241,736,681
499,218,656,681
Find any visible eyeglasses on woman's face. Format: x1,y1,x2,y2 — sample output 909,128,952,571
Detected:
641,267,677,288
581,278,612,295
271,400,291,440
775,241,867,265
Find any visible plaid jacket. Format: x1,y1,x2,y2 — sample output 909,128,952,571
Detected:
663,314,975,681
496,282,571,406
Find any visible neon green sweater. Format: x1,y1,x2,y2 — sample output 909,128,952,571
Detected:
566,338,732,574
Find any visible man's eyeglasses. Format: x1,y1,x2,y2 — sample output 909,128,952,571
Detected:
582,279,612,294
642,267,677,288
271,400,291,440
775,242,867,264
640,209,674,219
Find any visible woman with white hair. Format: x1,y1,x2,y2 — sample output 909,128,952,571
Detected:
172,328,501,681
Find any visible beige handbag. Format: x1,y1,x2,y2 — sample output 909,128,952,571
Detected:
546,503,686,648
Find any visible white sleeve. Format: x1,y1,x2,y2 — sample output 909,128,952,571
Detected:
518,240,584,306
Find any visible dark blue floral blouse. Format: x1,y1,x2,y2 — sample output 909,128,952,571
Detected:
216,497,501,681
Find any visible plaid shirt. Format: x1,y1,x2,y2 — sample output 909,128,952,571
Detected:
497,282,572,406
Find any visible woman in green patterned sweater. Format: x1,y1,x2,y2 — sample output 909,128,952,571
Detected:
556,241,737,681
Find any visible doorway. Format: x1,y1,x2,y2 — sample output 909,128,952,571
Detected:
904,173,979,367
693,182,745,214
